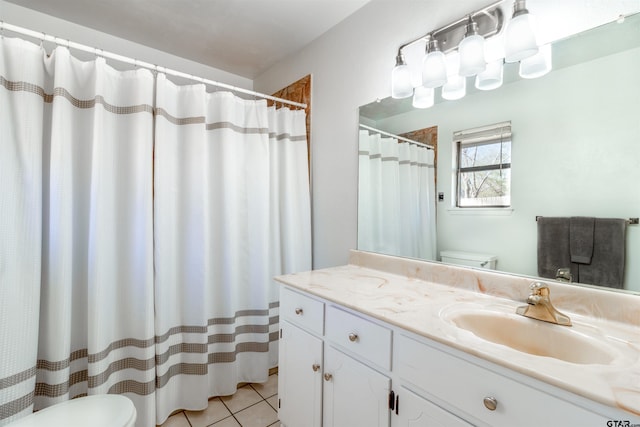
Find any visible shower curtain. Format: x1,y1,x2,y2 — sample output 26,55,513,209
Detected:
358,130,436,260
153,75,311,423
0,36,311,427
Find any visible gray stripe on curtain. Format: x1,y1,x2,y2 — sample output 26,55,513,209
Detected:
0,306,281,403
155,107,306,140
0,392,34,421
0,368,36,390
0,77,154,114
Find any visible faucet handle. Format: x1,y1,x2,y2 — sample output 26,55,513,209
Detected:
529,282,549,295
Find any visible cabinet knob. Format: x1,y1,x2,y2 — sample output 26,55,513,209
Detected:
312,364,320,372
323,373,333,382
483,396,498,411
348,333,359,342
294,308,303,315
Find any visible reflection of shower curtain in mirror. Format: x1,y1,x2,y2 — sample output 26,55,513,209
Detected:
358,130,436,260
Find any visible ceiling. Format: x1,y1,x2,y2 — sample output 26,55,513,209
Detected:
3,0,370,79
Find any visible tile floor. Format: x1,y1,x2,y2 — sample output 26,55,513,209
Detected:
158,374,280,427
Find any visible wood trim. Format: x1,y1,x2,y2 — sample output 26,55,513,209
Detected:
269,75,312,176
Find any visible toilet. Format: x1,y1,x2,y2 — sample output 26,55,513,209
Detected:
6,394,136,427
440,250,497,270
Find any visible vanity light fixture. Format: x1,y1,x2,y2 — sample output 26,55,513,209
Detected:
390,1,551,108
391,52,413,99
504,0,538,63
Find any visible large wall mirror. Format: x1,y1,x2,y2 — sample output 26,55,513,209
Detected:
358,12,640,294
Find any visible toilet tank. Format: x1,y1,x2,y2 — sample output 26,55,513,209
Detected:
440,250,497,270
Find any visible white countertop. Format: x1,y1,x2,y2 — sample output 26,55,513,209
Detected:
275,250,640,416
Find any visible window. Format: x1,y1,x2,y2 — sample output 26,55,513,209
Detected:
454,122,511,208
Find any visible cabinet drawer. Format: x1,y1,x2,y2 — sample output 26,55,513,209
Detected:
325,305,391,370
395,334,609,427
280,287,324,335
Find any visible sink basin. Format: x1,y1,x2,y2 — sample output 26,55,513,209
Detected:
447,310,616,365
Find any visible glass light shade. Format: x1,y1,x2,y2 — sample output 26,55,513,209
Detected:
484,34,505,63
475,59,504,90
412,86,435,109
519,43,552,79
391,63,413,99
504,13,538,63
442,75,466,100
422,50,447,88
458,34,486,76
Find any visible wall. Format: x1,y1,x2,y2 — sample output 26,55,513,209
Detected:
375,46,640,292
0,1,252,89
254,0,490,268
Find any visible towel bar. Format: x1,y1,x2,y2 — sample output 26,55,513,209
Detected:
535,216,638,225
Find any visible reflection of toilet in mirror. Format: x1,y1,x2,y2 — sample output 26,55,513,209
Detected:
6,394,136,427
440,250,497,270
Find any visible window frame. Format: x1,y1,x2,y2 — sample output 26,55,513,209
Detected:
454,122,512,208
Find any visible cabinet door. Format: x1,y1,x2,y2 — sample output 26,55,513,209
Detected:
323,345,391,427
278,321,323,427
393,387,472,427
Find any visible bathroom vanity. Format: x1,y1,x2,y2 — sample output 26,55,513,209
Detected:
276,250,640,427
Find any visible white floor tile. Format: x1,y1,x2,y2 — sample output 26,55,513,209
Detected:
233,401,278,427
185,397,232,427
220,385,264,413
158,412,191,427
250,374,278,399
266,395,278,412
212,416,242,427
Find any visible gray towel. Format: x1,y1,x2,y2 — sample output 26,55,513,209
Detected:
577,218,626,288
570,216,595,264
537,217,577,280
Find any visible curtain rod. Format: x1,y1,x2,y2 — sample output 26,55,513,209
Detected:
0,21,307,109
359,124,434,149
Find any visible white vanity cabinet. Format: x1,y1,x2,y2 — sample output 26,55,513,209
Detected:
278,287,392,427
394,333,613,427
279,285,626,427
393,386,472,427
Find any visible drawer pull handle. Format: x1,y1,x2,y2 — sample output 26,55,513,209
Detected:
323,373,333,382
348,333,359,342
294,308,303,315
483,396,498,411
312,364,320,372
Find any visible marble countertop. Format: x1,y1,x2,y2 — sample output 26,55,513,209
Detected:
275,250,640,416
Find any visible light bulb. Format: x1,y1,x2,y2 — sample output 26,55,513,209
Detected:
475,59,504,90
519,43,552,79
458,18,486,77
442,52,466,100
391,53,413,99
412,86,435,109
422,39,447,88
505,14,538,62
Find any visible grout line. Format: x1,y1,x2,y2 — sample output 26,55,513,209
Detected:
182,411,193,427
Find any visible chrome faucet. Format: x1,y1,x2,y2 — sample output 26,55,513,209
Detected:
555,268,572,283
516,282,572,326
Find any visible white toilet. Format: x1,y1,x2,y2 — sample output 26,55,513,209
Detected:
440,250,498,270
6,395,136,427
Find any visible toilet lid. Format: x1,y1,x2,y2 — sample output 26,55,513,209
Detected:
7,395,136,427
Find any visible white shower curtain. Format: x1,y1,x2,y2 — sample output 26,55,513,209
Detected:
0,38,156,425
1,37,311,427
153,74,311,424
358,130,436,260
